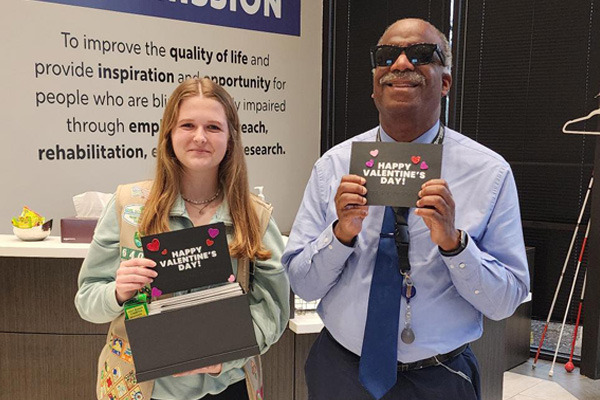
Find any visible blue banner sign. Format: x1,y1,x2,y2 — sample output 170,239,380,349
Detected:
35,0,301,36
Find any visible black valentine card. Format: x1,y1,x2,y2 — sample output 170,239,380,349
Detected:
349,142,442,207
141,222,232,296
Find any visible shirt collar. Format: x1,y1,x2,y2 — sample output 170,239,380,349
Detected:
379,121,440,144
213,198,232,225
171,195,187,216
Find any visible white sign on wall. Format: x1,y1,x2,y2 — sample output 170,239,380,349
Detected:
0,0,322,234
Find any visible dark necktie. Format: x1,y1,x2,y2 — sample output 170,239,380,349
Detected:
359,206,408,400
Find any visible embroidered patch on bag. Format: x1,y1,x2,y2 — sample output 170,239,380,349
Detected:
121,247,144,260
124,371,137,390
99,384,107,397
121,344,134,363
108,387,119,400
111,366,122,381
129,385,144,400
249,358,258,377
116,380,129,397
122,205,144,226
134,231,142,248
110,337,123,357
131,186,150,199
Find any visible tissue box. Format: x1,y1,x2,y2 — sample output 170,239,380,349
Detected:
60,217,98,243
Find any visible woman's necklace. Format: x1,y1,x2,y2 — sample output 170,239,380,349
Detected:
181,188,220,205
182,188,221,215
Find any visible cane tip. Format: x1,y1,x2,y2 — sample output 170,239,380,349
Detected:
565,362,575,372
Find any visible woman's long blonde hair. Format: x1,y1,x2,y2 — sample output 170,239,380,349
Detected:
139,77,271,261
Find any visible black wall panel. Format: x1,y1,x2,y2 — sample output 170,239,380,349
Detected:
323,0,599,324
451,0,599,322
322,0,451,152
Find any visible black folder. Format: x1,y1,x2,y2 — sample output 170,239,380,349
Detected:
125,294,258,382
125,223,259,382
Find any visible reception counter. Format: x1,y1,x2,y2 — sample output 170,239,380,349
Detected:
0,234,89,258
0,235,106,400
0,235,531,400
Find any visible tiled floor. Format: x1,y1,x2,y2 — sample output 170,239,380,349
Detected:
504,358,600,400
503,371,578,400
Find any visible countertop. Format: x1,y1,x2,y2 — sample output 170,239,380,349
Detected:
0,234,89,258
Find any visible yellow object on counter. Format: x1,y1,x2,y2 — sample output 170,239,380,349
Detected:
11,206,46,228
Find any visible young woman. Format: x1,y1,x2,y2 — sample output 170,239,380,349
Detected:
75,78,290,400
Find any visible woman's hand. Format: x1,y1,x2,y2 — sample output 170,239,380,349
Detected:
115,258,157,304
173,364,223,377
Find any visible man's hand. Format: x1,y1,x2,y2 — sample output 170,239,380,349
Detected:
333,175,369,245
414,179,460,251
173,363,222,377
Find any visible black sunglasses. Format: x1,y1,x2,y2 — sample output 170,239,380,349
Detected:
370,43,446,68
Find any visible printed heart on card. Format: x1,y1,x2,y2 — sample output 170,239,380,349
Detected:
146,238,160,252
365,159,374,168
420,161,429,170
369,149,379,157
161,249,168,255
208,228,220,238
206,239,214,246
411,156,421,164
151,287,163,297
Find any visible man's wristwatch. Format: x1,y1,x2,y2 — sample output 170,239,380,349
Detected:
439,230,468,257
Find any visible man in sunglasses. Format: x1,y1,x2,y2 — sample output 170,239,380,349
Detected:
283,18,529,400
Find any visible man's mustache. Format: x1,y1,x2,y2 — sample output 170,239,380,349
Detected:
379,71,425,86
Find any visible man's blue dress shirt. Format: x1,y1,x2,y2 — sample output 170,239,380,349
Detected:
282,123,530,363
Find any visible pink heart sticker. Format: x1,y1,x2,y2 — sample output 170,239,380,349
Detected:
208,228,219,238
228,274,236,283
365,159,374,168
420,161,429,170
151,287,163,298
369,149,379,157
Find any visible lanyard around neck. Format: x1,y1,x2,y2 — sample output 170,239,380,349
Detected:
375,123,444,273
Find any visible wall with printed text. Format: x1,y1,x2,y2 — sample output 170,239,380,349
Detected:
0,0,322,233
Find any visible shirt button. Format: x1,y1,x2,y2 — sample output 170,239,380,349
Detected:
474,290,480,295
328,245,333,250
458,262,466,269
450,264,455,269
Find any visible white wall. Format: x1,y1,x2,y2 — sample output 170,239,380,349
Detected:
0,0,322,234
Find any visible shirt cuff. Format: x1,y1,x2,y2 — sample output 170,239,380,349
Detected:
313,222,356,263
440,231,480,280
104,281,125,315
209,358,247,377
